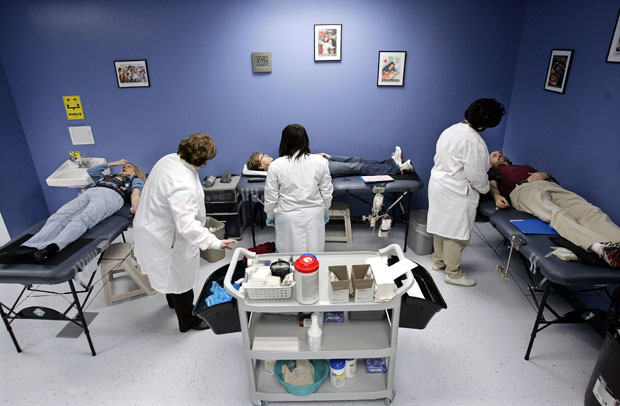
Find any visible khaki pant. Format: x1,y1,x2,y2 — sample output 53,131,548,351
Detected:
510,181,620,250
432,235,470,278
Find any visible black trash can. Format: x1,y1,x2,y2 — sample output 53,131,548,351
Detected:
584,331,620,406
389,257,447,329
192,260,245,335
585,287,620,406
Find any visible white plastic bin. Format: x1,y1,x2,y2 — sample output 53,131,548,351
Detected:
407,210,433,255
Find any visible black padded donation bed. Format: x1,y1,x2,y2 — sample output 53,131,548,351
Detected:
237,172,423,250
479,199,620,360
0,209,132,356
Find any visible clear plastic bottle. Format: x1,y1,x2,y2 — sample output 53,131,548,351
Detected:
307,313,322,351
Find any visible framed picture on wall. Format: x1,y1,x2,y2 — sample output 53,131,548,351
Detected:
314,24,342,61
114,60,150,88
606,9,620,63
377,51,406,87
543,49,573,94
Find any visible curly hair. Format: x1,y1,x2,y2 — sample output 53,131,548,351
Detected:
177,133,217,167
464,98,505,131
247,152,263,170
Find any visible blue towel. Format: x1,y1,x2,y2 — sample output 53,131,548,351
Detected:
510,219,558,235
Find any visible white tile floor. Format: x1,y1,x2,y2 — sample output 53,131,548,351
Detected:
0,221,605,405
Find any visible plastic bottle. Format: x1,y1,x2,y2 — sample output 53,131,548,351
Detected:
294,254,319,304
345,358,357,378
307,313,322,351
329,359,346,387
263,360,275,375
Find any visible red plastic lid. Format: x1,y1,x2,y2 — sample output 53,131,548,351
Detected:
294,255,319,273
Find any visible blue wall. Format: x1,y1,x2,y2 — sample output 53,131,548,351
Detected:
0,0,524,223
504,0,620,223
1,0,618,234
0,58,49,235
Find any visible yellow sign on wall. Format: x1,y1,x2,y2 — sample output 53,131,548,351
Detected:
63,95,85,120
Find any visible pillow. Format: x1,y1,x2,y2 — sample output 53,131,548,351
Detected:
242,164,267,177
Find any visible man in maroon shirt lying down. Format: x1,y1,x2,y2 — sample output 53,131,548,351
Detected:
487,151,620,268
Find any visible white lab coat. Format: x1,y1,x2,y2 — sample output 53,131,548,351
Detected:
264,154,333,253
133,153,221,293
427,123,490,240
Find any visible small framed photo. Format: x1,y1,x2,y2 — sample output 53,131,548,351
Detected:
377,51,406,87
114,60,150,88
606,9,620,63
314,24,341,62
544,49,573,94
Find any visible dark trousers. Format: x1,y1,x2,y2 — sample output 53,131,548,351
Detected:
166,290,200,332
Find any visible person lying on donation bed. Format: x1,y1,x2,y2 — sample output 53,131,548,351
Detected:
488,151,620,268
247,146,414,177
0,159,146,264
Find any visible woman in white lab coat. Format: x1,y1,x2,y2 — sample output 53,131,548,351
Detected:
427,99,505,287
264,124,333,253
133,133,236,332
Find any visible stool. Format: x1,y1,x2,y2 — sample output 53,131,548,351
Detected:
326,202,352,244
99,242,156,306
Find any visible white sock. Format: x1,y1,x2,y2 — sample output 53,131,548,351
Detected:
590,242,603,256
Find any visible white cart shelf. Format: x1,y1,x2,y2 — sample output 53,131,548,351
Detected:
224,244,414,405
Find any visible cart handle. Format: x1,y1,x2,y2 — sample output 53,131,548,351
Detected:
379,244,415,297
223,247,255,300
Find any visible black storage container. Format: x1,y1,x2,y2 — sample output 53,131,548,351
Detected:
585,286,620,406
205,201,239,213
203,189,237,202
212,213,243,239
193,260,245,334
391,261,447,329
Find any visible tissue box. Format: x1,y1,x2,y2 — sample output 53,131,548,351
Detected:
328,265,350,303
351,265,375,302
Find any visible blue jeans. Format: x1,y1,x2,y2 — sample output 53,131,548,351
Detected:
327,155,400,177
24,187,124,250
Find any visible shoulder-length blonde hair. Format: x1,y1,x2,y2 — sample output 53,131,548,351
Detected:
127,162,147,183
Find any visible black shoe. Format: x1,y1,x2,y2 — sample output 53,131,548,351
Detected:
0,246,37,264
0,251,19,264
191,320,210,331
33,244,59,264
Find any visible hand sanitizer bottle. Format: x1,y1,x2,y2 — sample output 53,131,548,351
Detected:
307,313,322,351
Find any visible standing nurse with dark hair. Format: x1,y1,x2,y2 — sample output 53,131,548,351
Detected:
264,124,334,253
427,98,505,287
134,133,237,332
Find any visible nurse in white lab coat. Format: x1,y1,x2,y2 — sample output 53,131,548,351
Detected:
427,98,505,287
134,133,236,332
264,124,333,253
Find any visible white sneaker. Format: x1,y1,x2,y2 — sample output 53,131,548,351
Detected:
392,146,402,166
431,264,445,272
444,273,476,287
399,159,413,173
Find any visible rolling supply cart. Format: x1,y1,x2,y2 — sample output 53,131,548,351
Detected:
223,244,445,405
